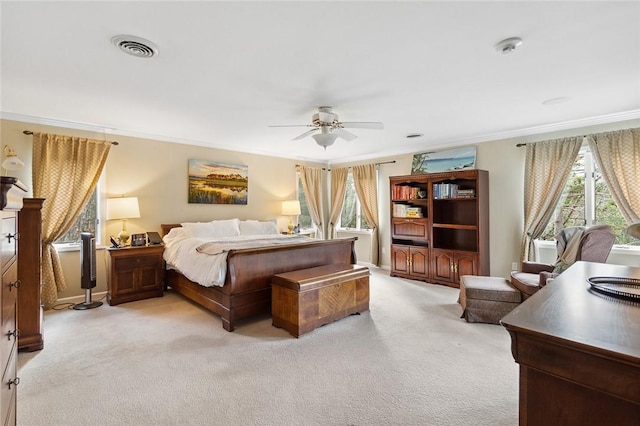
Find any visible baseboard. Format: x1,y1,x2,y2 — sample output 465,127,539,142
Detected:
55,291,108,306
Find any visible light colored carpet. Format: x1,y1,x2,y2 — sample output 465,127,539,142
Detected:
17,268,519,425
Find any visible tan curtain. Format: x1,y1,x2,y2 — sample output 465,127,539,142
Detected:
328,167,348,239
521,137,582,261
299,165,324,239
352,163,380,266
32,132,111,305
587,128,640,224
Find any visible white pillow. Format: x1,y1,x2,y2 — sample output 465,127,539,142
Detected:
209,218,241,237
163,227,190,244
180,219,240,239
180,222,215,238
239,220,279,236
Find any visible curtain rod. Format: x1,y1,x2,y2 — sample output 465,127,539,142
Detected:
23,130,119,145
516,135,588,147
296,160,396,170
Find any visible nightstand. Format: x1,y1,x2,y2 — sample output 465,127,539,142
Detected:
106,245,165,305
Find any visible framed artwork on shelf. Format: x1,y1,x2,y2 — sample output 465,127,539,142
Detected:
411,146,476,174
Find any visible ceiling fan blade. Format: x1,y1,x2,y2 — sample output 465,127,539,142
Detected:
340,121,384,130
292,128,319,141
268,124,314,128
333,128,358,142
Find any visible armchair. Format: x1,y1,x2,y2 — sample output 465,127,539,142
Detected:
511,224,615,299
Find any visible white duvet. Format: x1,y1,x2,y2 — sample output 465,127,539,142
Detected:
163,232,312,287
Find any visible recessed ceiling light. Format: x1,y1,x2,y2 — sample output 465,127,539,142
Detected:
494,37,523,54
406,133,424,139
542,97,571,105
111,35,158,58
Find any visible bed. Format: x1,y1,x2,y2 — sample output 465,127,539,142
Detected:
161,221,357,332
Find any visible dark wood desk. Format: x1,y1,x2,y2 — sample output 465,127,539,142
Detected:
501,261,640,426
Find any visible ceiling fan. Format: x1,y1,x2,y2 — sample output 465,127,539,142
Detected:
270,106,384,149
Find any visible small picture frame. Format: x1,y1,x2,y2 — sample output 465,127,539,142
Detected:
130,233,147,247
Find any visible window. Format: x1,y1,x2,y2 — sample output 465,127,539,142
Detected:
540,147,637,246
338,171,371,231
296,173,313,231
54,176,104,246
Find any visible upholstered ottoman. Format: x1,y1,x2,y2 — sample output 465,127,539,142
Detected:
458,275,521,324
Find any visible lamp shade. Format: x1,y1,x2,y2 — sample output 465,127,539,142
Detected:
281,200,301,216
106,197,140,220
312,133,338,148
2,145,25,171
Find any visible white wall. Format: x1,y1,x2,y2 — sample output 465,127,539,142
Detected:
1,119,323,301
334,117,640,280
2,116,639,301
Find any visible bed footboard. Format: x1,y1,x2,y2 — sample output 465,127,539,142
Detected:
162,223,357,331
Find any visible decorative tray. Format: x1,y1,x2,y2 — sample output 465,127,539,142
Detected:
587,276,640,301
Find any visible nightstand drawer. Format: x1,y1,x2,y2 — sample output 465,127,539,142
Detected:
114,253,161,269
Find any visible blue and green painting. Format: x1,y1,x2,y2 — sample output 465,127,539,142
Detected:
411,146,476,174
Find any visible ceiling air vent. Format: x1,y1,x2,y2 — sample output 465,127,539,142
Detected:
111,35,158,58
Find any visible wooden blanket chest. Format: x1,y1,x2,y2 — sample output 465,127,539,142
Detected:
271,264,370,337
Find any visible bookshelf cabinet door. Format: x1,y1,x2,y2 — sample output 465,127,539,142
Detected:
391,245,410,275
391,218,428,241
431,249,455,284
409,247,429,279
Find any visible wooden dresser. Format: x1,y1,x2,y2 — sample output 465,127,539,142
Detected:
17,198,45,352
501,261,640,426
0,177,27,426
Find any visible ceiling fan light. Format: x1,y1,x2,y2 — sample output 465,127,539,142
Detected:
312,133,338,149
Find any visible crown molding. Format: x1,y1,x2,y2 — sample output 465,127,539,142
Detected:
0,111,326,164
3,109,639,166
329,109,640,165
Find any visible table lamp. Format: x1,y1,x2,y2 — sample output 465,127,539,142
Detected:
281,200,301,234
106,197,140,245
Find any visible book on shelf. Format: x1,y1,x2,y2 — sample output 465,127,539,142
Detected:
432,183,475,199
457,189,475,198
393,204,425,218
392,184,421,200
393,203,407,217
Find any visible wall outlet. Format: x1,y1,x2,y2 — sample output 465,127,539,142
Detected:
511,262,518,271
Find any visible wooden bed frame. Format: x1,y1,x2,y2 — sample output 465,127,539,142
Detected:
161,224,357,332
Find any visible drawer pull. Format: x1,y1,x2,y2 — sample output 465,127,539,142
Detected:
7,377,20,389
6,329,19,341
8,280,21,291
6,232,18,243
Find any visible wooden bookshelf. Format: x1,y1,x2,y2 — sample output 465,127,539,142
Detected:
390,170,489,287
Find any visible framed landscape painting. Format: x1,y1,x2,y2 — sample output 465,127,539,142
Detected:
188,159,248,204
411,146,476,174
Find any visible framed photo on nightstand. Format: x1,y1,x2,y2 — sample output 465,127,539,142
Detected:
130,233,146,246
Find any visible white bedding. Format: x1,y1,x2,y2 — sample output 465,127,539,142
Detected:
163,231,313,287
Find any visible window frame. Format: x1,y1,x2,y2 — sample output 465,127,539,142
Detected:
537,145,638,249
296,171,315,232
337,170,373,233
53,173,106,251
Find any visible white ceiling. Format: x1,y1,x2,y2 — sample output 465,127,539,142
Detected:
2,1,639,164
